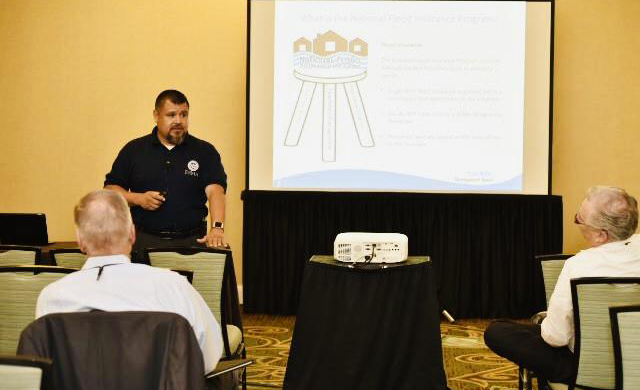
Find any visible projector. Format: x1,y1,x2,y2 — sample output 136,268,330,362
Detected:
334,233,408,263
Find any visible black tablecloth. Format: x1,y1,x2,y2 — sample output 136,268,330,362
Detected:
284,256,449,390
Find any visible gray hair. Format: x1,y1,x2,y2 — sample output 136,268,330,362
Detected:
584,186,638,241
74,190,133,254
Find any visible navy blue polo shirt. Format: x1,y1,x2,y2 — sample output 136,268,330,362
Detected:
104,127,227,231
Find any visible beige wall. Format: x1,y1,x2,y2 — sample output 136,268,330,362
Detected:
552,0,640,253
0,0,247,276
0,0,639,282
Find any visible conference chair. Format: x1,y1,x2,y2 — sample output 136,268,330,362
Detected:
49,248,87,269
564,277,640,390
144,247,247,389
17,311,253,390
0,245,42,266
539,254,574,307
0,266,77,355
48,249,192,282
609,305,640,390
522,278,640,390
0,354,52,390
519,254,573,390
169,269,193,284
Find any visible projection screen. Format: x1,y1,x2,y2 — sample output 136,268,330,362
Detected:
248,0,553,194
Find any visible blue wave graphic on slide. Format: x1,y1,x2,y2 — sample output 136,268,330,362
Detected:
274,170,522,191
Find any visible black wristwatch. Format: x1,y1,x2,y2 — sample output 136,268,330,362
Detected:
213,221,224,231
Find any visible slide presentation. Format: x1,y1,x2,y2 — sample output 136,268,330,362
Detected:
249,0,552,194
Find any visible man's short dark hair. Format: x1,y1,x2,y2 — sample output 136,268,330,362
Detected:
155,90,189,110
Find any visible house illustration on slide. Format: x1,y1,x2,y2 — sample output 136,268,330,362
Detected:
294,31,369,57
293,37,312,53
313,30,348,56
349,37,368,56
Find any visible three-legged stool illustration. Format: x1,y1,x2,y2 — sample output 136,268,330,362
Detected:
285,70,374,162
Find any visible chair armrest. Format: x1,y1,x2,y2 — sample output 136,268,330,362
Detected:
205,359,254,379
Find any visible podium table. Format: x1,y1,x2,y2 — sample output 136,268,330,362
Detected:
283,256,449,390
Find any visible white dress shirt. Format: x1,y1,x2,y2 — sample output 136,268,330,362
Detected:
541,234,640,351
36,254,223,373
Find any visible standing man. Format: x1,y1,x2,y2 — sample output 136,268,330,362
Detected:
105,90,227,258
484,185,640,386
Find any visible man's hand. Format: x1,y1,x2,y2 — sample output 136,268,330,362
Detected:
136,191,165,210
197,228,227,248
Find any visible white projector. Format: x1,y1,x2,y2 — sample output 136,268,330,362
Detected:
334,233,408,263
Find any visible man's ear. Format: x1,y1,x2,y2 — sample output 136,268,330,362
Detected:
76,230,87,254
596,229,609,246
129,223,136,245
153,109,159,123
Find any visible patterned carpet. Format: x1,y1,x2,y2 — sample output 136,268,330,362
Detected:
243,315,539,390
244,315,295,389
440,319,523,390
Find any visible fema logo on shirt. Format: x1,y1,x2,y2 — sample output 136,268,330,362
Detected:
185,160,199,177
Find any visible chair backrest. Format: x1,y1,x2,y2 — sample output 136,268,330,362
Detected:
0,266,76,355
0,355,52,390
609,305,640,390
49,249,86,269
17,311,205,390
144,247,244,358
537,254,573,306
144,248,228,324
170,269,194,284
0,246,42,266
571,277,640,390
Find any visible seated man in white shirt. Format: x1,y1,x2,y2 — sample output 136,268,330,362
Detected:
484,185,640,385
36,189,223,374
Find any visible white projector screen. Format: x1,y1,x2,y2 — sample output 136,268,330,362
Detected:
248,0,553,194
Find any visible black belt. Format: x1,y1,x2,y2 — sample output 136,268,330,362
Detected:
137,223,206,239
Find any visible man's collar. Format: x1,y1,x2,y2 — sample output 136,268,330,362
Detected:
151,126,161,145
595,235,637,250
82,254,131,270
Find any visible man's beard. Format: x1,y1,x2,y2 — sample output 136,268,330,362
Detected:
167,127,187,145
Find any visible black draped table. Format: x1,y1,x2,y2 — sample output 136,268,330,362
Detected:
283,256,449,390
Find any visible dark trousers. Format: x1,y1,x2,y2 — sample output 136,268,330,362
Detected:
132,228,206,264
483,320,575,384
